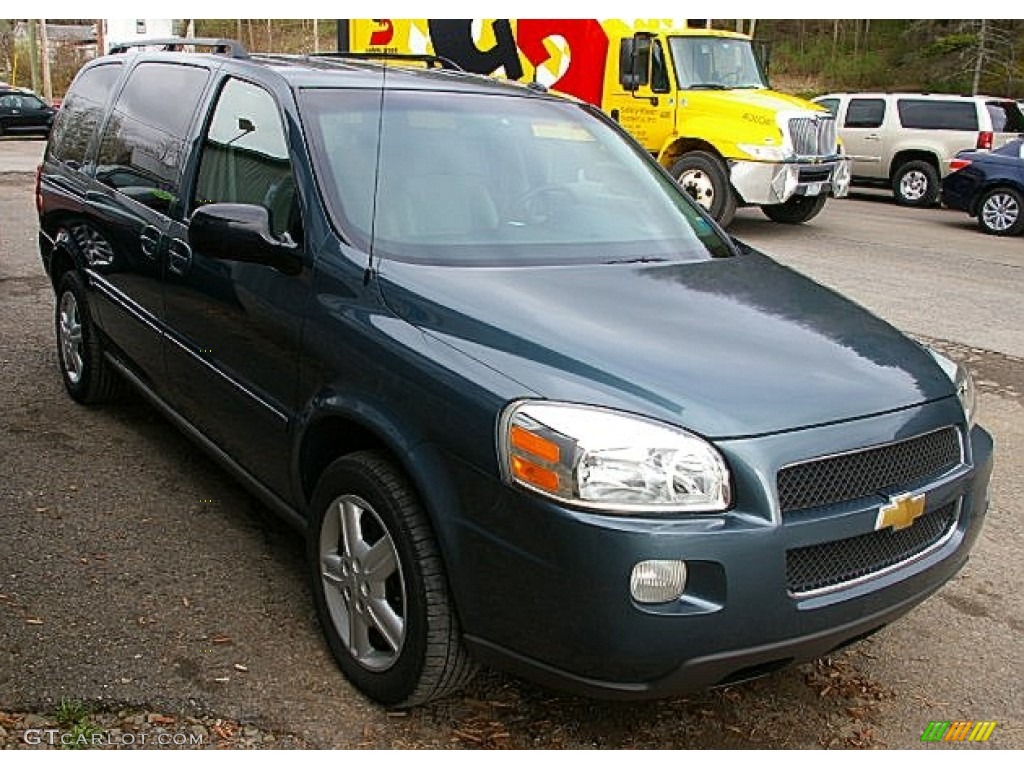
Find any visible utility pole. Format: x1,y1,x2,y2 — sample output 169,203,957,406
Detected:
313,18,319,53
96,19,105,56
27,19,40,92
39,19,52,101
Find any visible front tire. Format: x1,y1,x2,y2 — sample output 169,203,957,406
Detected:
55,270,123,404
892,160,940,207
308,451,476,707
671,151,737,227
760,195,828,224
976,187,1024,236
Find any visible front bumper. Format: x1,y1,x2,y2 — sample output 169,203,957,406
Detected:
449,401,993,699
730,156,852,205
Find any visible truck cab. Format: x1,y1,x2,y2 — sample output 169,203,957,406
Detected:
614,29,850,225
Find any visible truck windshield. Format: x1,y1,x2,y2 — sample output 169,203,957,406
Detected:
668,36,767,90
300,88,733,266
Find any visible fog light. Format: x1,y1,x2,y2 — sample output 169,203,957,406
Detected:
630,560,687,604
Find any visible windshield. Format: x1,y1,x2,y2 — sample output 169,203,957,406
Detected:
299,88,732,265
668,36,767,90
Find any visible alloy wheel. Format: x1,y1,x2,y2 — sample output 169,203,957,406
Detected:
981,192,1020,232
58,291,84,385
319,494,406,672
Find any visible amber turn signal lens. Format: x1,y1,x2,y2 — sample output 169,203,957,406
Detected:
510,424,560,463
510,455,560,493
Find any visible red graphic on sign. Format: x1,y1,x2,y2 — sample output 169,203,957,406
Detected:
370,19,394,46
516,20,609,107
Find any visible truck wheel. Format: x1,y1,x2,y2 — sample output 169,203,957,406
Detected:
308,450,476,707
760,195,828,224
977,187,1024,236
55,270,124,404
671,152,737,227
892,160,939,207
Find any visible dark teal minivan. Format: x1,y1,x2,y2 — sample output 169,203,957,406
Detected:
39,39,993,707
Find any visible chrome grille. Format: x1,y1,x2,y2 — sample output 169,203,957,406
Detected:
786,501,958,595
777,428,961,513
788,116,837,157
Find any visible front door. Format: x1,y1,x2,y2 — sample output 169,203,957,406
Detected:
841,97,886,180
163,76,307,497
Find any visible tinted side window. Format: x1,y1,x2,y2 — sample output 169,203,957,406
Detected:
816,98,839,117
845,98,885,129
897,99,978,131
193,78,300,242
96,63,209,214
48,64,122,167
987,101,1024,133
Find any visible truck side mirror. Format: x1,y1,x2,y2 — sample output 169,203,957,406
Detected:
618,34,652,91
757,41,772,81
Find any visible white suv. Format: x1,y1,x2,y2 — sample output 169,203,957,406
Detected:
814,92,1024,206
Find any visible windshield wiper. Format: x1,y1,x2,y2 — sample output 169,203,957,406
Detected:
603,256,670,265
687,83,729,90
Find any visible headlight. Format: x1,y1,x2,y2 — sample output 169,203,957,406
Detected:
737,143,787,162
927,349,977,427
499,401,731,513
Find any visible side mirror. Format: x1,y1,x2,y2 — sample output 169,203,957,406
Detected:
189,203,301,275
618,34,652,91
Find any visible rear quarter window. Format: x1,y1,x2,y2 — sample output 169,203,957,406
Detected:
897,100,978,131
47,64,122,167
987,101,1024,133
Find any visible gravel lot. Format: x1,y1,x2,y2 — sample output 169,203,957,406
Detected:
1,136,1021,749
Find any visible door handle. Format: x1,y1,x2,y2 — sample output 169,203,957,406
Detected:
167,238,193,276
865,133,881,141
139,226,161,258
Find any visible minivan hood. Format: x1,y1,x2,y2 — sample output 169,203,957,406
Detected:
377,251,954,438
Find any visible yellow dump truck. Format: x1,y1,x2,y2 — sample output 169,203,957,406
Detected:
345,19,850,226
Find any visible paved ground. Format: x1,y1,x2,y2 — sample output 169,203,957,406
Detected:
1,146,1021,749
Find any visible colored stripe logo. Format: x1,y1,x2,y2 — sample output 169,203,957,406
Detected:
921,721,996,742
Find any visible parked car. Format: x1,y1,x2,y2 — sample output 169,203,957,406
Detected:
814,92,1024,207
0,86,56,136
942,138,1024,236
38,38,992,707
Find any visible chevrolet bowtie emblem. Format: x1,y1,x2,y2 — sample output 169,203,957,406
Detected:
876,493,926,531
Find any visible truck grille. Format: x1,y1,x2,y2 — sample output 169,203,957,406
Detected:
777,428,961,513
788,116,837,157
786,501,958,595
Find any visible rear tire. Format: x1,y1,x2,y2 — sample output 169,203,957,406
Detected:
892,160,940,207
976,187,1024,236
308,451,476,707
55,270,123,404
670,151,737,227
760,195,828,224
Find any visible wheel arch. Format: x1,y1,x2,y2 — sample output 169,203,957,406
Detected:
294,398,475,627
888,149,941,181
658,137,726,172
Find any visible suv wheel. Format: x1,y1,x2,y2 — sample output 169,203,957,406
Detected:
760,195,827,224
977,187,1024,236
55,270,123,404
308,451,476,707
892,160,939,207
671,151,737,227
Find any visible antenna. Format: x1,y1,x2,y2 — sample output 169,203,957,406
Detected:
365,58,388,285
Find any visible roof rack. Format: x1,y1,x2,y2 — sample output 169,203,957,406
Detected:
308,52,462,71
108,38,249,58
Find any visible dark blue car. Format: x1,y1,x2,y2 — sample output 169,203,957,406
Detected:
38,39,993,707
942,139,1024,236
